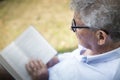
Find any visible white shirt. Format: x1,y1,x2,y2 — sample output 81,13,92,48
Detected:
48,46,120,80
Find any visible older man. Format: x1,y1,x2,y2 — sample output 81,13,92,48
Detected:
26,0,120,80
0,0,120,80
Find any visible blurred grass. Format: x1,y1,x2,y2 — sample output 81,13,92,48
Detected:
0,0,78,53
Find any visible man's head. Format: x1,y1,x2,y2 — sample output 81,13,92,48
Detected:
70,0,120,53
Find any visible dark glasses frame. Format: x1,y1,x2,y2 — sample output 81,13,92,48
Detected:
71,19,109,34
71,19,90,32
71,26,90,32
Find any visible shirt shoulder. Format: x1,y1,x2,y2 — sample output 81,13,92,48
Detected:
57,48,80,61
49,58,110,80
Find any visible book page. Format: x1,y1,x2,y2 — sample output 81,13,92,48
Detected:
0,43,31,80
0,26,57,80
15,26,57,63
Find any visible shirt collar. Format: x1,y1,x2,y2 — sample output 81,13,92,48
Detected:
86,47,120,63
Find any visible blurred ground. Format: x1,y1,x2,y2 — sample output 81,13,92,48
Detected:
0,0,78,52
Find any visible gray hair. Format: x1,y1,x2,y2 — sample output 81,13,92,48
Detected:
70,0,120,42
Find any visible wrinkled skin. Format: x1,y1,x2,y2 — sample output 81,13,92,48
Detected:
26,56,59,80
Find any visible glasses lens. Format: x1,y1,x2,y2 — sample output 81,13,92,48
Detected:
72,19,76,26
71,19,90,32
71,27,76,32
71,19,76,32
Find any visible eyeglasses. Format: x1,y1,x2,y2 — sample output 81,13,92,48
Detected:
71,19,109,34
71,19,90,32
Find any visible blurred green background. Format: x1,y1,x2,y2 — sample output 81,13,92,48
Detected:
0,0,78,53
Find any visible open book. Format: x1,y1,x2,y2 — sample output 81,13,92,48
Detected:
0,26,57,80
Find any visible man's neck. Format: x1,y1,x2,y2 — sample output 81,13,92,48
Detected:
84,42,120,56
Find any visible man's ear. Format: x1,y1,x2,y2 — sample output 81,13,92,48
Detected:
96,30,108,45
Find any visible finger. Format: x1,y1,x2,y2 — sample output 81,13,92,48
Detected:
37,59,46,68
33,60,41,69
26,63,33,75
27,60,38,72
30,60,42,72
29,60,36,71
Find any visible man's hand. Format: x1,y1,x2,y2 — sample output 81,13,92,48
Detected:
26,59,49,80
